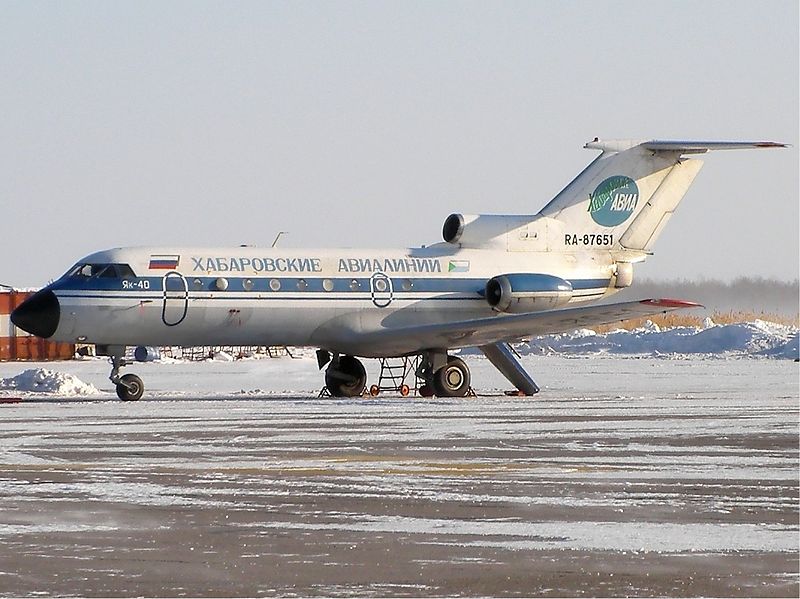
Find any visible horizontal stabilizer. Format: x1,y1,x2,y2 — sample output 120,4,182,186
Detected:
583,139,788,154
641,140,788,154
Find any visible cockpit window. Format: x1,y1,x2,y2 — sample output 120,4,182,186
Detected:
66,263,137,279
96,265,117,278
68,264,100,278
116,264,136,278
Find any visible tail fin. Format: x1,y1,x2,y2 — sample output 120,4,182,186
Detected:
539,139,786,252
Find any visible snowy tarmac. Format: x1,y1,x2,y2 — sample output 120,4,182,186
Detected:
0,355,798,596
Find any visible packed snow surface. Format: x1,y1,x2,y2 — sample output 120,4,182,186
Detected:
0,351,796,597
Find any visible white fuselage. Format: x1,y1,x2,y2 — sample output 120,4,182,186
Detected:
47,243,619,357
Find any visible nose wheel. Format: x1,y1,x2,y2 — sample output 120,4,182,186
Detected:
116,373,144,401
109,352,145,401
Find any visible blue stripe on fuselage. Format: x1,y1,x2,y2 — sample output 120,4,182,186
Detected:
51,276,611,295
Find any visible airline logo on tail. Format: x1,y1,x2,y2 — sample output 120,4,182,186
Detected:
587,176,639,226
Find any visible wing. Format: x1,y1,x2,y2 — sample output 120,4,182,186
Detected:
356,299,701,356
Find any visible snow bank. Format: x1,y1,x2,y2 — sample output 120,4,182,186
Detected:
757,330,799,359
0,368,100,396
520,320,799,360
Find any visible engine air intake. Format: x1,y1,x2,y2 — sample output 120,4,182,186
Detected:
442,213,465,244
486,273,573,313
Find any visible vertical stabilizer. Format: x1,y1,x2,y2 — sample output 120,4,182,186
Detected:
538,139,785,251
618,158,702,250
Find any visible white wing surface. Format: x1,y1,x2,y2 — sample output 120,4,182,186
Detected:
355,299,701,356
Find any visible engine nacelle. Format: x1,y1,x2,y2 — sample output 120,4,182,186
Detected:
442,213,534,249
614,262,634,288
485,273,573,313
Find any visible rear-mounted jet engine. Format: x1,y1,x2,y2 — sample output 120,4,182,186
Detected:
485,273,573,313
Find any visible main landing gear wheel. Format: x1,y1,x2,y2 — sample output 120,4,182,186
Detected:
432,356,471,397
325,355,367,397
116,373,144,401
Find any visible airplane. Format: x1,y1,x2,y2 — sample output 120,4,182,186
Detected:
10,138,786,400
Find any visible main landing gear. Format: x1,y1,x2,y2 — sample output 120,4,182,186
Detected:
417,353,472,398
318,350,473,398
103,347,144,401
318,351,367,397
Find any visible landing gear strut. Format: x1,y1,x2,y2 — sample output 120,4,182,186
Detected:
479,342,539,395
324,354,367,397
106,348,144,401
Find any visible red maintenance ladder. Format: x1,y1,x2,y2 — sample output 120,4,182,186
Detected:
368,355,423,397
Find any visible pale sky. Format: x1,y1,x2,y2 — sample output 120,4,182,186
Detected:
1,0,797,287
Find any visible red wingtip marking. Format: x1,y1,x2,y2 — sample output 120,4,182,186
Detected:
754,141,788,148
641,298,704,309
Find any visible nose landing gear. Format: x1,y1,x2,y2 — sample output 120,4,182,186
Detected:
116,372,144,401
105,349,145,401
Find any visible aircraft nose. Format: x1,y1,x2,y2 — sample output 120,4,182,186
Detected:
10,289,60,339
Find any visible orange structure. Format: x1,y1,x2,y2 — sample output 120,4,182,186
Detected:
0,290,74,361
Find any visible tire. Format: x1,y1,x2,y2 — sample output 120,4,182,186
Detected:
418,384,434,398
116,374,144,401
399,384,410,397
325,356,367,397
432,356,471,397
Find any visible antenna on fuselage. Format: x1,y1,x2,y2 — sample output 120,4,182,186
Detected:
271,232,288,248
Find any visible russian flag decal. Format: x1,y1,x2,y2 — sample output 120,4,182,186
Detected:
149,255,180,270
